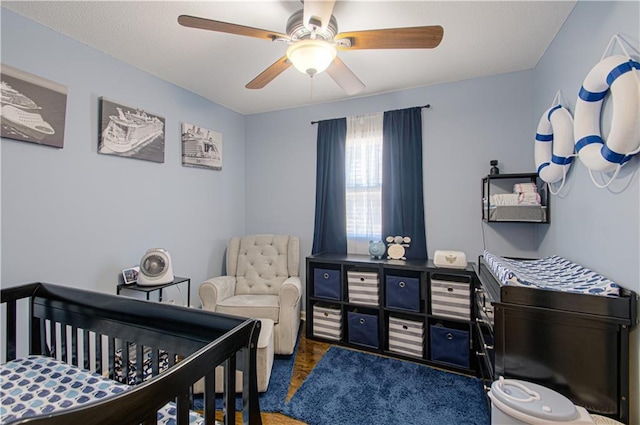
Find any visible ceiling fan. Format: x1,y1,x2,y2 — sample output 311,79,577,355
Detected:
178,1,443,95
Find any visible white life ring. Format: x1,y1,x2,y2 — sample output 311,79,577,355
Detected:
574,54,640,173
534,105,574,184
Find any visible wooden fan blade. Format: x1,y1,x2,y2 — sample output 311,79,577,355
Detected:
303,0,336,31
326,57,365,95
336,26,443,50
246,56,292,89
178,15,289,41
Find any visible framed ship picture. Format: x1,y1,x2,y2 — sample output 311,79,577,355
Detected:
1,64,67,148
181,122,222,170
98,98,165,163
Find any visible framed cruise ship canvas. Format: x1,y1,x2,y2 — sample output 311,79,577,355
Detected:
0,64,67,148
181,122,223,170
98,98,165,163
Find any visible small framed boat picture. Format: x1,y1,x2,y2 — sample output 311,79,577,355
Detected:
98,97,165,163
1,64,67,148
181,122,222,170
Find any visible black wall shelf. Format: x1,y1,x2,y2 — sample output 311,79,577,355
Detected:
482,173,549,224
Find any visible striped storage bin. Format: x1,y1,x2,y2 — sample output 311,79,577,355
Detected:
388,316,424,358
312,304,342,341
347,270,379,306
430,278,471,320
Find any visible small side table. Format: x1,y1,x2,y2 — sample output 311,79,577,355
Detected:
117,276,191,307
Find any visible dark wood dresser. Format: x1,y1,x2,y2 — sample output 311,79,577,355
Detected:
474,257,638,424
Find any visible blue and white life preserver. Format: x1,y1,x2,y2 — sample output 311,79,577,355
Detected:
574,55,640,173
534,105,574,184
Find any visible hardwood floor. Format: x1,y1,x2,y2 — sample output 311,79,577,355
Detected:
215,326,332,424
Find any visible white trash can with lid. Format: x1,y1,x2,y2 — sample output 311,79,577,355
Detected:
488,377,594,424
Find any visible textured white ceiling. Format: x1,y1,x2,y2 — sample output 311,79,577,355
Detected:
2,1,577,115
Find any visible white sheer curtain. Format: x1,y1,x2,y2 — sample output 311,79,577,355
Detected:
345,112,383,254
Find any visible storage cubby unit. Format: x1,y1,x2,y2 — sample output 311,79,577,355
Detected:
482,173,549,223
306,253,477,375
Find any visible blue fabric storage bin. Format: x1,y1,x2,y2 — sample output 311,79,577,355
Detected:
430,325,469,368
385,275,420,312
347,311,379,348
314,268,341,300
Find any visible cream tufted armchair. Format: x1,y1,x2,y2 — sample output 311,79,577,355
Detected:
199,235,302,355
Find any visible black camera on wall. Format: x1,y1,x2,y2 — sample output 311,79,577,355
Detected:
490,160,499,175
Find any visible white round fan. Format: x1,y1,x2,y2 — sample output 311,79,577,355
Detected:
137,248,174,286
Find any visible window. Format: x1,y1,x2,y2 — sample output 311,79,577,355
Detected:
312,107,425,258
345,112,383,254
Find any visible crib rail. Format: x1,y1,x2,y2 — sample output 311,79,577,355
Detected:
1,282,262,425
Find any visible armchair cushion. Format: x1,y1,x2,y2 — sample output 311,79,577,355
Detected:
217,294,280,323
230,235,299,296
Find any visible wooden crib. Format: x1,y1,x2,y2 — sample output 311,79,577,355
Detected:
1,282,263,425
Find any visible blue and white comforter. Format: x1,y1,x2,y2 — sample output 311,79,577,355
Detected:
483,250,621,297
0,356,203,425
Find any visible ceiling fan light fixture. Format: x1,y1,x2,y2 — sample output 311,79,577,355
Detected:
286,39,336,77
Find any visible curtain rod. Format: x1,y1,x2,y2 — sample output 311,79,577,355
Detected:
310,104,431,125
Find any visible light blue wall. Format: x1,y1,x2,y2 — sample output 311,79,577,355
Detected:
2,2,638,420
245,68,539,284
1,9,247,299
532,2,639,422
534,1,639,289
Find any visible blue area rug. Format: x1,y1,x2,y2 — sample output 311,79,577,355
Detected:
193,325,300,413
282,346,490,425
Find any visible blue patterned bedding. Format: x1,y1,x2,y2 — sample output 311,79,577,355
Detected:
483,250,621,297
0,356,204,425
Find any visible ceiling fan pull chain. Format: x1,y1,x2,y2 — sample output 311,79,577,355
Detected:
310,76,315,100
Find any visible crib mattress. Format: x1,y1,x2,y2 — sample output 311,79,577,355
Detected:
0,356,204,425
483,250,621,297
